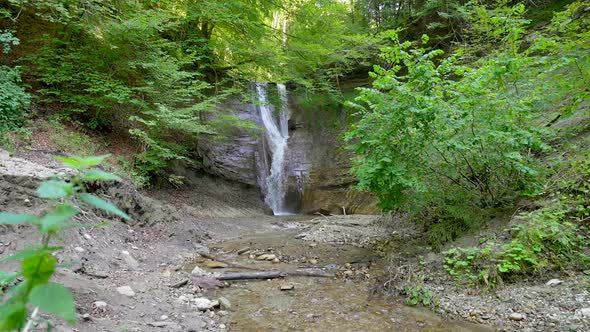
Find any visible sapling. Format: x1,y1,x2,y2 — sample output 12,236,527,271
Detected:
0,155,129,331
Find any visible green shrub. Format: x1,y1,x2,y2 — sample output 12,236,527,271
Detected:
443,204,590,288
0,66,30,134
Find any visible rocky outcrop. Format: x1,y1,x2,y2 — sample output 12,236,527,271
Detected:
197,84,379,214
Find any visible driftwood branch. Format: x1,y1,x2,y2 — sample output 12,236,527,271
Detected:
216,269,334,281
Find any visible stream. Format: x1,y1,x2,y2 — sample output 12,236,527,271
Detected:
193,216,494,331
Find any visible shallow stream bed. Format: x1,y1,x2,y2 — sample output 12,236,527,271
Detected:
198,216,494,331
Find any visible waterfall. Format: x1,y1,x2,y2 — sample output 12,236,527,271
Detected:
256,82,291,215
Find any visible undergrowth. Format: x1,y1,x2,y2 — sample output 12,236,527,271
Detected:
443,141,590,288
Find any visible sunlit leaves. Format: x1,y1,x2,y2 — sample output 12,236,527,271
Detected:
81,169,121,181
22,254,56,286
39,204,79,233
0,212,40,225
29,282,76,323
37,180,74,199
79,193,130,220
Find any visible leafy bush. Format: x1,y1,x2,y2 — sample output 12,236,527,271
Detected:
0,155,129,330
1,30,30,135
345,1,589,244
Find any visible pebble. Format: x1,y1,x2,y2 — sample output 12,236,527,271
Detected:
191,266,208,277
193,297,213,311
219,324,226,329
509,313,525,321
546,279,563,287
93,301,108,308
218,297,231,310
194,244,210,255
343,270,353,276
82,313,91,320
309,243,317,248
83,233,92,240
256,254,277,261
308,259,318,265
280,283,295,291
74,246,85,253
579,307,590,318
116,286,135,297
272,258,280,263
160,315,168,320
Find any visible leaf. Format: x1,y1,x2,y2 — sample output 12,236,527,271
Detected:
29,282,76,323
39,204,79,233
22,254,57,286
0,247,50,263
0,271,19,287
54,155,110,169
37,180,74,199
81,169,121,182
79,193,130,220
0,302,27,331
0,212,40,225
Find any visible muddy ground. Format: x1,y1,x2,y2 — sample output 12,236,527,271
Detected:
1,150,589,332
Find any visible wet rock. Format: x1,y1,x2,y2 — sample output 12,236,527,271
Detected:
193,297,213,311
509,313,525,321
116,286,135,297
203,260,228,268
191,266,208,277
218,297,231,310
546,279,563,287
280,283,295,291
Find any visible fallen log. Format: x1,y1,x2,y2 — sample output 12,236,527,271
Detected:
216,271,287,280
214,269,334,281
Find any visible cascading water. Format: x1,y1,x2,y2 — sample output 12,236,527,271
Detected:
256,82,291,215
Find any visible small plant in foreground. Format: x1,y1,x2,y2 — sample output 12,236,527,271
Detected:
0,155,130,331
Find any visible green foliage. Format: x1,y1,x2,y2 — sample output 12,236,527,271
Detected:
404,283,435,307
0,155,129,330
345,1,589,245
443,204,589,287
0,65,30,134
